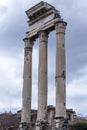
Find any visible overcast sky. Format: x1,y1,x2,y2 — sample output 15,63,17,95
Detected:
0,0,87,118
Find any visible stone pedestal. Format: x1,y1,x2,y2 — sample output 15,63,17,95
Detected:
55,117,69,130
21,2,68,130
55,20,67,128
19,122,30,130
21,38,34,130
36,120,48,130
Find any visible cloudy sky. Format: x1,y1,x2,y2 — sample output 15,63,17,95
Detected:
0,0,87,117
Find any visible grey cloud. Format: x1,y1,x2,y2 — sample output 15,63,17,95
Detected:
0,5,8,15
67,96,87,116
66,23,87,80
0,1,28,56
0,0,87,116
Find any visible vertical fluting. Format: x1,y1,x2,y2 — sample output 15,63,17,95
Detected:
37,30,48,121
21,38,33,124
55,21,67,118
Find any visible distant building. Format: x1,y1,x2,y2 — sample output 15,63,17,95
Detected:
0,112,20,130
0,106,87,130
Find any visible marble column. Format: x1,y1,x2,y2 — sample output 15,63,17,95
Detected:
21,38,33,125
55,20,67,120
37,30,48,122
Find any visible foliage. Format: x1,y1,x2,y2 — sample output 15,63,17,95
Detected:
71,123,87,130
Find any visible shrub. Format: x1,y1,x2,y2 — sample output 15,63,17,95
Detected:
71,123,87,130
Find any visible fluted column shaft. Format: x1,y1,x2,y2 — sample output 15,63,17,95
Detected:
21,38,33,123
37,30,48,121
55,21,67,119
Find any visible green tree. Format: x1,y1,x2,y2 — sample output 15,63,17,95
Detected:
71,123,87,130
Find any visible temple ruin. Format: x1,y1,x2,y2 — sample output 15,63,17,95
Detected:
19,1,67,130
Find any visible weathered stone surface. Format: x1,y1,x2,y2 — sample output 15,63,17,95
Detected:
21,1,67,130
37,30,48,121
25,1,61,39
21,38,34,124
55,21,67,120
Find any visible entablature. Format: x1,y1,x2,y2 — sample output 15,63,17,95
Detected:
26,1,60,25
25,1,64,40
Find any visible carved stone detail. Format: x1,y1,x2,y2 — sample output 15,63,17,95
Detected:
20,1,67,130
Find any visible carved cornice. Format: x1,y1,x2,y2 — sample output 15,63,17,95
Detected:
24,1,67,40
26,1,60,25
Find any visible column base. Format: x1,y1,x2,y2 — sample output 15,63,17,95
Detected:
19,122,30,130
36,120,48,130
55,117,69,130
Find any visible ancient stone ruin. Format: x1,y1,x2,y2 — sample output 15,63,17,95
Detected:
19,1,67,130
